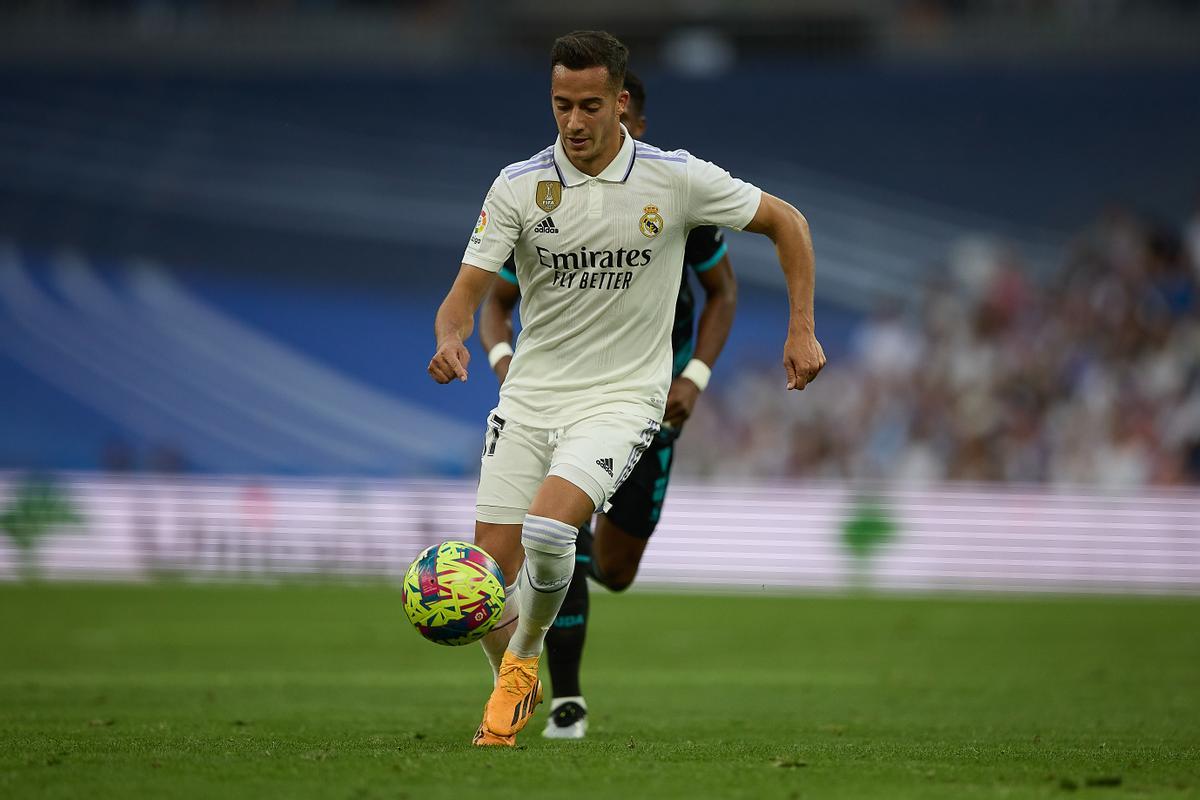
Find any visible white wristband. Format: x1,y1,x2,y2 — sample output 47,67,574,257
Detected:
679,358,711,392
487,342,514,369
484,343,513,371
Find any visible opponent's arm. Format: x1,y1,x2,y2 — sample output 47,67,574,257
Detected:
428,264,496,384
744,193,826,390
664,256,737,428
479,276,521,385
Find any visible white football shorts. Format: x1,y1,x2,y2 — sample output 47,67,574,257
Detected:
475,409,661,525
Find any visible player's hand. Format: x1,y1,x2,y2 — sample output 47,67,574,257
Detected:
493,355,512,386
783,331,826,390
664,376,701,429
428,338,470,384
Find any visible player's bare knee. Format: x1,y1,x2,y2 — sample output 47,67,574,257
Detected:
596,558,638,592
600,566,638,592
529,476,596,529
605,572,635,592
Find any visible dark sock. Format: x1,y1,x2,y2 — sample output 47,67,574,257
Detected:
577,522,604,583
544,545,590,699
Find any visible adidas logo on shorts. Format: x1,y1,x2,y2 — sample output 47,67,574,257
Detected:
533,216,559,234
595,457,614,477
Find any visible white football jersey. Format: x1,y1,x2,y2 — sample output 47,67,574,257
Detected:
462,125,761,428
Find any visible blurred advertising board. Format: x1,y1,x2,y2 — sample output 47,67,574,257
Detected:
1,473,1197,594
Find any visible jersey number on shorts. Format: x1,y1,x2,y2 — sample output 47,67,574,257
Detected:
483,414,506,458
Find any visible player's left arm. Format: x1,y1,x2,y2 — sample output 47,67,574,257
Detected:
665,256,737,428
744,193,826,390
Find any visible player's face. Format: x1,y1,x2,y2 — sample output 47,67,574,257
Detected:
620,100,646,139
551,65,629,172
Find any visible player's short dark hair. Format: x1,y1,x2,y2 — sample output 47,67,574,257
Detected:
623,69,646,115
550,30,628,93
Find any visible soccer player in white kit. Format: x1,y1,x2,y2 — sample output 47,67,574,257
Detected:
428,30,826,747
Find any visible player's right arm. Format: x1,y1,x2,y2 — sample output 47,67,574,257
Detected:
429,265,496,384
478,259,521,385
430,173,522,384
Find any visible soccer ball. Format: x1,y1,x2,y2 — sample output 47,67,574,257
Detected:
402,541,506,646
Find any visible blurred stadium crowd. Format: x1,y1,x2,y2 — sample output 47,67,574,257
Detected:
1,2,1198,491
681,204,1200,486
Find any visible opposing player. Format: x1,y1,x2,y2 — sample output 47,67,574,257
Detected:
478,69,738,739
428,30,825,747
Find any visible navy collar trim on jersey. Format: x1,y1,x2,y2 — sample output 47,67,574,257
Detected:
620,144,637,182
552,124,636,187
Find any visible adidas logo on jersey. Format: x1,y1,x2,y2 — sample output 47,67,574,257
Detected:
595,458,614,477
532,216,559,234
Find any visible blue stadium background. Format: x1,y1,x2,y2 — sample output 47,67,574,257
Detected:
2,62,1198,476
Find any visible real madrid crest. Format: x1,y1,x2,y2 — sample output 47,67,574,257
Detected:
535,181,562,213
639,204,664,239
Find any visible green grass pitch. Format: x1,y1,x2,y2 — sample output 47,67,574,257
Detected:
1,583,1197,799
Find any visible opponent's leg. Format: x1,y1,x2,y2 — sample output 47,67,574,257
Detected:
539,515,647,740
591,515,650,591
542,529,590,739
544,544,589,694
592,431,673,590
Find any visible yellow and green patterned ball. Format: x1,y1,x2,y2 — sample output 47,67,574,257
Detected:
402,541,506,646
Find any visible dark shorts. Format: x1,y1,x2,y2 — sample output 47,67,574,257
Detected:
602,427,678,540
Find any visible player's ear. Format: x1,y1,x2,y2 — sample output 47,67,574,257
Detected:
616,88,630,116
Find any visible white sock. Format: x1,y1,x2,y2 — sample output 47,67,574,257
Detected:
508,514,577,658
480,580,519,683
